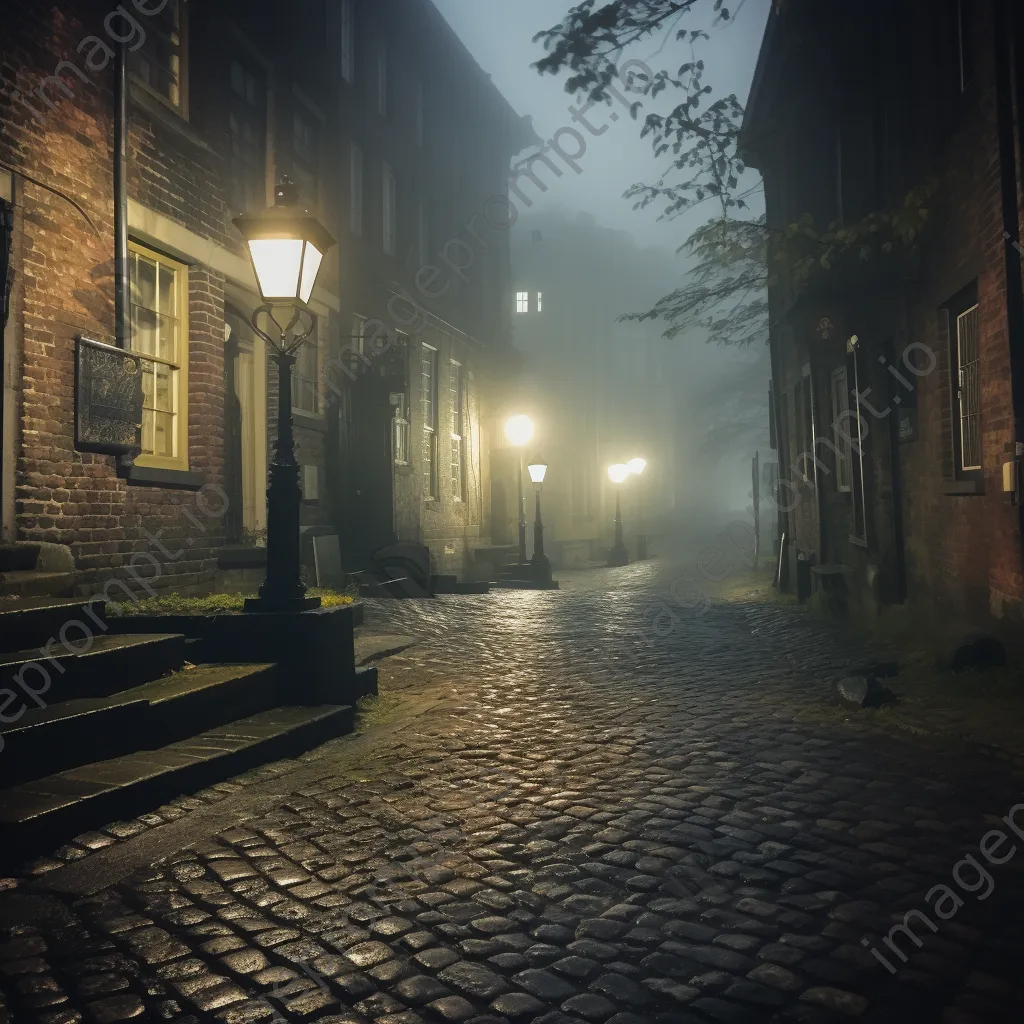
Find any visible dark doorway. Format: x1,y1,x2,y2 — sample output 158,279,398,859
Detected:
348,366,399,565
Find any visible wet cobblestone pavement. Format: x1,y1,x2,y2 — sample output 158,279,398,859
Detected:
3,558,1024,1023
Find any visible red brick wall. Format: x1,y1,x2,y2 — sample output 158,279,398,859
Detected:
2,4,229,596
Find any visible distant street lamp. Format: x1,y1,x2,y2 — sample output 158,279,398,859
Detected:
233,177,336,612
627,457,648,560
527,456,551,583
504,414,535,563
607,463,630,567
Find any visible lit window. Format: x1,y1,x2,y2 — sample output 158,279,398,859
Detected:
537,292,543,312
350,143,363,236
392,392,410,466
377,44,388,117
422,344,438,499
450,361,464,501
515,291,529,314
382,163,396,256
340,0,355,84
129,242,188,469
129,0,186,115
292,326,320,417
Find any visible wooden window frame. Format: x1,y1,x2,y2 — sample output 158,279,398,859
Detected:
450,360,464,501
941,282,982,487
128,240,189,472
421,343,438,500
128,0,189,118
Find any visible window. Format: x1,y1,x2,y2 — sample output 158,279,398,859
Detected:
377,44,388,117
421,344,438,499
350,143,363,237
829,366,852,492
382,163,396,256
537,292,543,313
350,313,367,355
292,329,320,416
794,369,815,484
946,285,981,475
340,0,355,84
392,393,410,466
228,58,266,214
129,243,188,469
415,80,424,147
418,200,429,266
129,0,186,114
450,360,464,501
515,291,529,314
292,109,319,204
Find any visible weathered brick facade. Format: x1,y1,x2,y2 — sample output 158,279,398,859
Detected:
2,1,528,596
744,0,1024,649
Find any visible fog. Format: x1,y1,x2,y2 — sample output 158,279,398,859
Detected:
432,0,775,537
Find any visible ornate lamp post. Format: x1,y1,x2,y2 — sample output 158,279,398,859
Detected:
504,414,535,564
627,457,648,560
527,456,551,583
607,463,630,567
233,178,336,612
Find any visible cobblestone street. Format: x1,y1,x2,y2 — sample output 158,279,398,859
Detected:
3,558,1024,1024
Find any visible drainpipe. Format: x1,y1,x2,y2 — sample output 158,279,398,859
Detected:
114,43,129,349
993,1,1024,533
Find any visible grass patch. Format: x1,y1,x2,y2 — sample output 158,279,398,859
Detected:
108,588,355,617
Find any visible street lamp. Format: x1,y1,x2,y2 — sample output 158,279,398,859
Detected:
233,177,336,612
627,457,648,559
504,414,535,563
607,463,630,567
527,456,551,583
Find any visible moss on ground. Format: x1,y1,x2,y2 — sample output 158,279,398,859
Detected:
107,588,356,616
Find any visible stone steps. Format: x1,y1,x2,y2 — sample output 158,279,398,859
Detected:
0,704,354,860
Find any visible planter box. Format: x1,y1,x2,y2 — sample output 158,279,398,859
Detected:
111,603,374,705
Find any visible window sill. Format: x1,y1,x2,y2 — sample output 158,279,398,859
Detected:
118,462,206,491
129,80,213,154
944,479,984,495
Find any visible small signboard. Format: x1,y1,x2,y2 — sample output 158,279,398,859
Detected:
75,336,142,455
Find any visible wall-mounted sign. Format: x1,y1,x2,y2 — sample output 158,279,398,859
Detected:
75,336,142,455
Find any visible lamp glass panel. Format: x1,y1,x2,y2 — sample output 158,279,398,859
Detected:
528,463,547,484
299,242,324,304
248,238,303,300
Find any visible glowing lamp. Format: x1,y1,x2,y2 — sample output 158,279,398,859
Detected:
233,178,335,306
627,457,647,475
608,463,630,485
504,414,535,447
528,458,548,486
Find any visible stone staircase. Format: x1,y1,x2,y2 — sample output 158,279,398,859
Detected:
0,598,356,862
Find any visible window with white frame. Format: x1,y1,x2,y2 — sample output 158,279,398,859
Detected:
421,344,438,499
515,291,529,314
829,365,852,492
377,43,388,117
129,242,188,469
129,0,187,114
450,360,464,501
954,294,981,473
292,327,320,416
340,0,355,84
537,291,543,312
392,393,410,466
382,163,396,256
350,142,363,236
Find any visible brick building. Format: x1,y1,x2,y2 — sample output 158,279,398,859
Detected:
742,0,1024,647
0,0,528,597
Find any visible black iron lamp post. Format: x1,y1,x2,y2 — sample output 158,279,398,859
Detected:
607,463,630,567
527,456,552,583
627,457,648,560
504,414,535,564
233,177,336,613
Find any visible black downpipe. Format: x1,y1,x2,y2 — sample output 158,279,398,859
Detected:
994,1,1024,533
114,43,129,349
